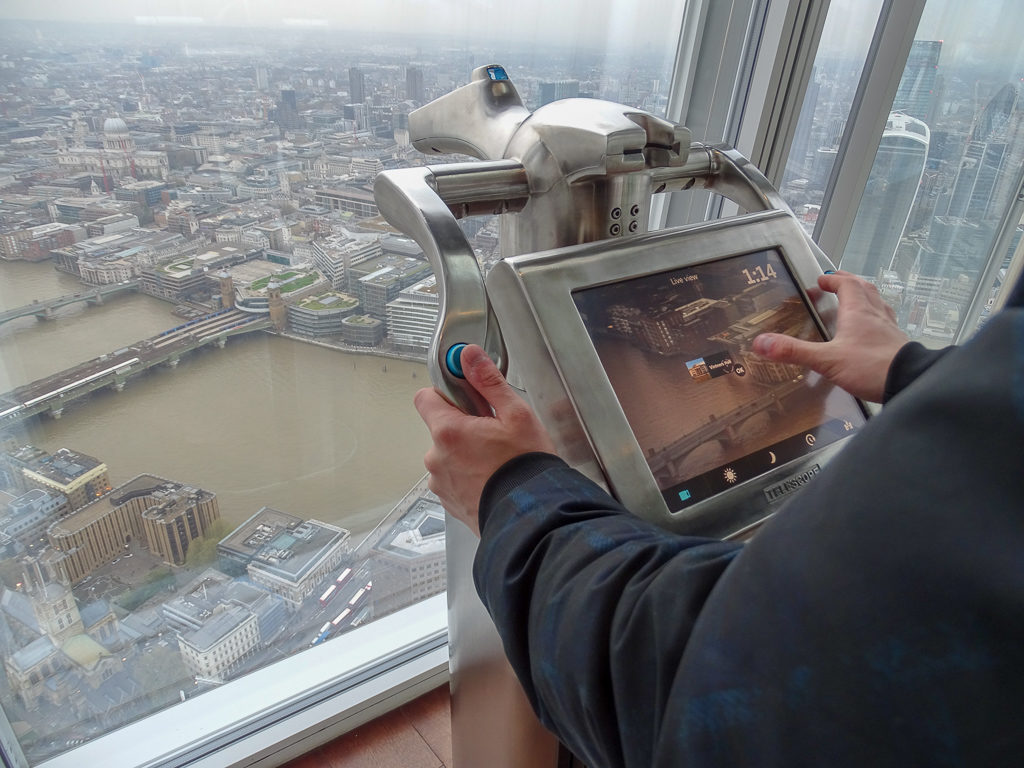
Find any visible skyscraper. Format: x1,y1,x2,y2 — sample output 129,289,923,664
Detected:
277,89,299,131
840,113,929,279
945,83,1024,222
406,67,424,103
539,80,580,106
893,40,942,123
349,67,366,104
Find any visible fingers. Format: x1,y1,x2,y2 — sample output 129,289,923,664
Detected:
752,332,824,368
413,386,459,429
459,345,522,416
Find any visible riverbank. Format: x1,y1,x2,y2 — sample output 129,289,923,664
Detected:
270,329,429,365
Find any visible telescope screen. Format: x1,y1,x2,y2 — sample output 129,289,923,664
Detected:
572,248,867,513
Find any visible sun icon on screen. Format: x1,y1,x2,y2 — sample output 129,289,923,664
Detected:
723,467,738,484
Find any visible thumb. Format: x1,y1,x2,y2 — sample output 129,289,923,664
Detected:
752,332,822,369
460,345,520,414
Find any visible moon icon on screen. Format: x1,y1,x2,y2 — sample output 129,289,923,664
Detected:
768,451,777,464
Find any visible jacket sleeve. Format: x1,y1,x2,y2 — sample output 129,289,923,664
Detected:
474,452,742,768
882,341,955,402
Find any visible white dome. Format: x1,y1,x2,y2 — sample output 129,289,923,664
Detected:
103,117,129,134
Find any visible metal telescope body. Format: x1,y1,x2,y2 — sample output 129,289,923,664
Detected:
374,64,839,767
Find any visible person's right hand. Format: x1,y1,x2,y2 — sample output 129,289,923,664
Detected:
751,271,909,403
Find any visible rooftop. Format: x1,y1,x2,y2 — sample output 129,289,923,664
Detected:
219,507,350,584
23,447,105,488
374,498,446,560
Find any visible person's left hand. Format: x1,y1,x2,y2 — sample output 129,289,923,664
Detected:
414,345,556,536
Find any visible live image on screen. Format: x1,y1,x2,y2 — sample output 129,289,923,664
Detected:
572,249,867,512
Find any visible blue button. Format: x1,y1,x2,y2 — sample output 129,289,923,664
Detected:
678,489,692,501
487,66,509,81
445,343,468,378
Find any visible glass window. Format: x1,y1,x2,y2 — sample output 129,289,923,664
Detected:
778,0,885,235
789,0,1024,345
0,1,685,763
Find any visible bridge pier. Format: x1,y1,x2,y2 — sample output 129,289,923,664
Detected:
167,357,179,369
85,292,105,307
215,336,226,349
34,307,54,321
113,381,126,392
50,407,63,420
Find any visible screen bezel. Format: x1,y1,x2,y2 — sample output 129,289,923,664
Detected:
490,210,870,537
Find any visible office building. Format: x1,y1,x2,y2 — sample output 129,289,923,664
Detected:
386,274,439,353
287,291,361,336
19,448,111,512
893,40,942,123
311,236,382,290
371,497,446,610
406,67,425,103
840,113,929,278
539,80,580,106
349,68,366,104
340,314,386,346
0,489,68,553
45,475,219,583
218,508,350,610
350,255,432,319
178,604,260,682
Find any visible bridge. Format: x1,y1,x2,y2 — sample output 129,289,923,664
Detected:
0,281,139,326
647,378,806,485
0,308,271,429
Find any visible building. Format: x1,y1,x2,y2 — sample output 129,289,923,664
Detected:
178,604,260,682
0,222,81,262
56,117,169,181
311,236,382,290
893,40,942,123
20,448,111,512
52,228,198,281
114,180,167,208
44,475,219,583
351,256,432,319
139,245,253,302
370,497,446,612
276,89,300,132
312,184,379,218
0,489,68,554
539,80,580,106
840,113,929,279
218,508,350,610
349,68,366,104
406,67,425,103
287,291,361,336
340,314,386,346
386,274,439,353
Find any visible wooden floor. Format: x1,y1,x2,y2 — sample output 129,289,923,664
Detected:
281,685,452,768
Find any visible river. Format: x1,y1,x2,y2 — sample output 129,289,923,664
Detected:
0,259,431,537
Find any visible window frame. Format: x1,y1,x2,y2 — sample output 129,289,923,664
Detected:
18,594,447,768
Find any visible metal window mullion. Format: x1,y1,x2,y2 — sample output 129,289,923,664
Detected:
955,177,1024,342
741,0,832,187
0,705,28,768
812,0,927,260
660,0,763,228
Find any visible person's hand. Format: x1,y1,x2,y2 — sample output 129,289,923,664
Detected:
413,344,556,536
752,271,909,403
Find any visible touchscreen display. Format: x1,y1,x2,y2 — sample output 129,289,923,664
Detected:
572,249,867,512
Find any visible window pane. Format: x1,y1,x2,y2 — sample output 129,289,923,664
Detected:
0,2,684,762
779,0,885,234
822,0,1023,344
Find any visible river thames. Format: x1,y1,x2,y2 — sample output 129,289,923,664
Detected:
0,258,432,537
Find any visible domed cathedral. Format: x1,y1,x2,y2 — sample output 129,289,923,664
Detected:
102,116,135,155
56,114,169,183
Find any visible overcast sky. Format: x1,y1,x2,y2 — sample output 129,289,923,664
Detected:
0,0,688,50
